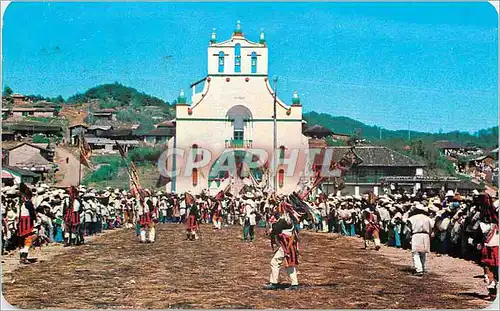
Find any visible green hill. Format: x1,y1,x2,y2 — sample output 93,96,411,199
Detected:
66,82,175,130
303,111,498,149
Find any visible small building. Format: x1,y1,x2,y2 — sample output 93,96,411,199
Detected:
141,127,175,144
68,124,88,145
2,122,63,137
11,94,26,106
85,137,140,152
2,166,41,185
141,120,176,144
84,127,140,152
469,155,496,168
12,107,58,118
7,142,55,175
92,109,117,121
1,131,15,141
87,125,112,137
100,129,136,140
467,155,496,183
303,124,333,139
434,140,482,158
322,146,425,195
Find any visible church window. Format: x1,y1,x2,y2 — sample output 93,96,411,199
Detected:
218,51,225,73
279,145,285,161
234,130,244,141
251,52,257,73
234,44,241,72
192,168,198,186
278,169,285,188
192,144,202,162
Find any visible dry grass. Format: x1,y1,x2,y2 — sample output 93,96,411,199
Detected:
2,225,491,309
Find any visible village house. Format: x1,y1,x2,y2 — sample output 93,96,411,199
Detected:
467,154,497,184
1,166,41,186
434,140,482,158
2,122,63,139
6,142,56,178
68,124,89,145
91,108,117,121
1,130,15,141
84,126,140,153
141,120,176,145
11,93,26,106
321,146,425,196
11,107,58,118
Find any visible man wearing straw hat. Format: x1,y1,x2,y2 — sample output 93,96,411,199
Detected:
408,203,434,276
242,192,257,241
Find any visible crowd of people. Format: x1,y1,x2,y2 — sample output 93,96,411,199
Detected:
1,182,498,300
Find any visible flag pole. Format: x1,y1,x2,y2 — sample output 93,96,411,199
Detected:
78,136,82,186
272,76,278,193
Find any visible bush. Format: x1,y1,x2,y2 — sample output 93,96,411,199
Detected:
32,134,50,143
127,147,163,163
83,156,126,184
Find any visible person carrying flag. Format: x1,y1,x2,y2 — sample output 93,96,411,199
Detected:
63,186,83,246
264,200,300,291
185,192,200,241
138,190,156,243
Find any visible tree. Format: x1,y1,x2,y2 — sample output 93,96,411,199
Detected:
3,86,13,96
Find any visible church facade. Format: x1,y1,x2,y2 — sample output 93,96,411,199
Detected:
168,22,309,194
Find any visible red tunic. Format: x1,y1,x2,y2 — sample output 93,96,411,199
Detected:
18,216,34,237
365,211,380,235
278,233,299,267
139,212,152,226
186,214,198,231
481,225,499,268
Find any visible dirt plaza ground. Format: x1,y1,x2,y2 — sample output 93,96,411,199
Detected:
2,224,493,309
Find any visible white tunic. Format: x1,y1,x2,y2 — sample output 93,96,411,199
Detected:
408,214,434,253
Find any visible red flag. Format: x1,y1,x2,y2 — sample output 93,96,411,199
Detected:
185,192,195,205
79,135,92,168
215,190,224,201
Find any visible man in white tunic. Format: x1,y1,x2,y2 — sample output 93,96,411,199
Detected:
407,203,434,276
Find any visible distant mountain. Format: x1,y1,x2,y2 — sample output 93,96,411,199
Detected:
303,111,498,149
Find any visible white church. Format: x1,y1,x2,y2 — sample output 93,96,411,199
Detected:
167,21,309,195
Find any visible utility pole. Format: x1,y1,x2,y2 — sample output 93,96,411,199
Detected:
379,127,382,140
408,121,411,141
272,76,278,192
171,134,177,193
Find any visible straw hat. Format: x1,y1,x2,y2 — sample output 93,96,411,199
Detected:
414,203,428,213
